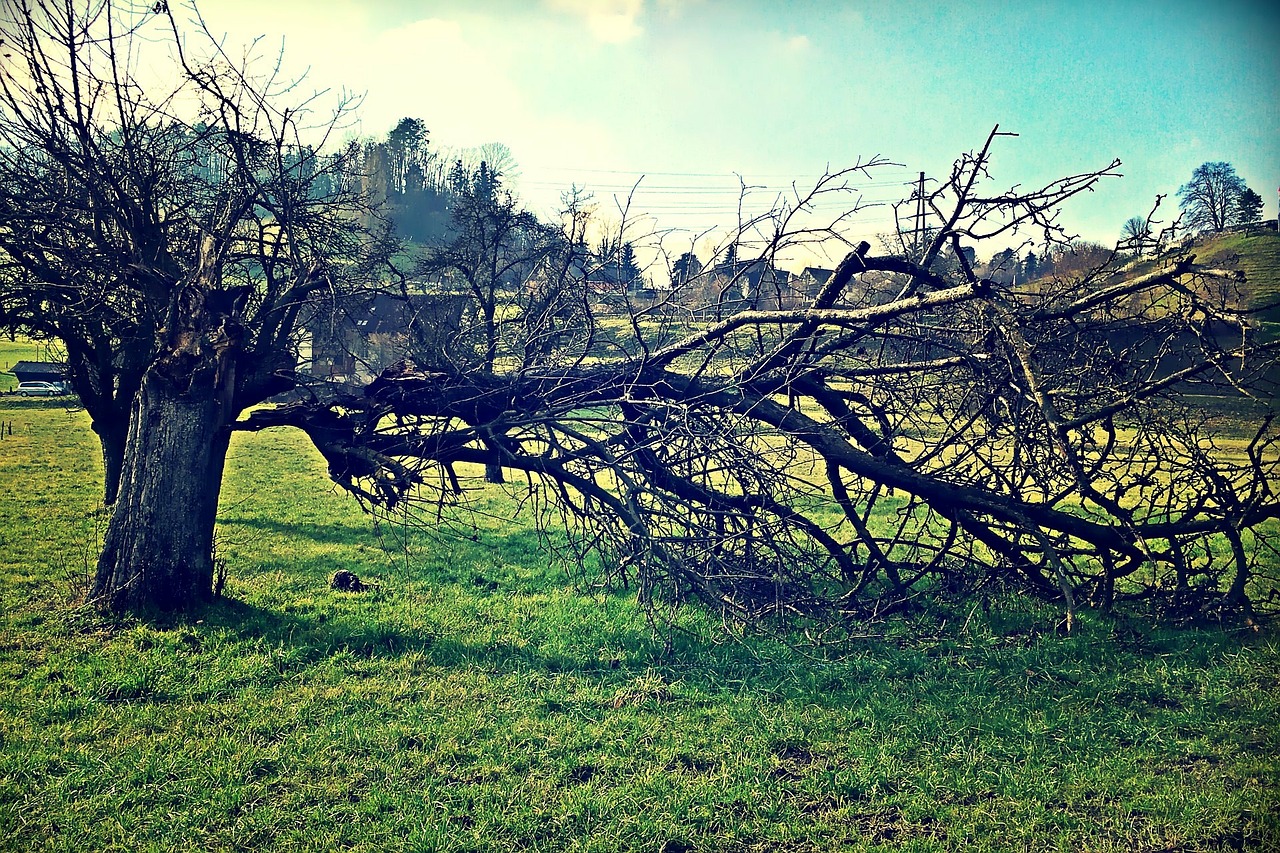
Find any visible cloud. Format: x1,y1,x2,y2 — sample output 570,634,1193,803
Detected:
785,34,811,52
543,0,645,43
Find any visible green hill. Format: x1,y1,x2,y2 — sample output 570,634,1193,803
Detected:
1189,228,1280,325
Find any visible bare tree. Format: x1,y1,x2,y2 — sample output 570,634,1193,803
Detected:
0,0,392,611
1178,162,1251,234
1121,216,1150,253
249,127,1279,633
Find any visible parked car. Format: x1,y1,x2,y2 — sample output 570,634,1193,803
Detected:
15,381,63,397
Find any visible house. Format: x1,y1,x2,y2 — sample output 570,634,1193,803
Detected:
694,257,798,313
584,258,635,298
302,291,468,385
794,267,835,302
526,250,647,313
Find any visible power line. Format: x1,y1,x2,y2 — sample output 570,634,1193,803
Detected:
527,165,919,180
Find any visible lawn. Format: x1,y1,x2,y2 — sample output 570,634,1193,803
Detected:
0,396,1277,851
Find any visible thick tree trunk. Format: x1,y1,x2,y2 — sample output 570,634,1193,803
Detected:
90,370,233,612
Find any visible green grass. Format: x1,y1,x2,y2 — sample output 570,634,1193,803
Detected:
1,398,1278,850
1193,229,1280,339
1192,229,1280,301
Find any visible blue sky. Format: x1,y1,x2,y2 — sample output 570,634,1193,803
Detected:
195,0,1278,263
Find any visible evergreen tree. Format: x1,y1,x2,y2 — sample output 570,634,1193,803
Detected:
672,251,702,285
620,242,641,290
447,159,469,198
1236,188,1264,225
619,242,638,275
473,161,500,204
1022,251,1038,281
723,243,739,270
386,117,428,195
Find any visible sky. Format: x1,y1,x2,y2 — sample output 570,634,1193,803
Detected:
183,0,1277,267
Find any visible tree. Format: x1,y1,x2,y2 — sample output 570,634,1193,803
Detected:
374,117,453,243
1236,188,1264,225
249,127,1279,633
0,1,391,611
619,241,641,291
1178,162,1249,233
425,162,561,376
1021,250,1039,280
1038,251,1055,278
984,247,1018,285
385,117,429,196
1121,216,1151,253
415,160,579,483
1045,240,1114,278
447,158,470,198
723,242,739,269
671,251,703,286
477,142,520,186
472,161,500,205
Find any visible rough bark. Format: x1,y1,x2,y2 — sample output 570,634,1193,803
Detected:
90,374,232,611
0,1,391,614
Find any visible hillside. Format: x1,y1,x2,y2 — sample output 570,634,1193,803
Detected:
1190,228,1280,325
1078,228,1280,345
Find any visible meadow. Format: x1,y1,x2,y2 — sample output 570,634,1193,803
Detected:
0,391,1277,851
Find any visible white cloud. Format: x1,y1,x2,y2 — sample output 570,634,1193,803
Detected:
785,34,811,52
543,0,645,43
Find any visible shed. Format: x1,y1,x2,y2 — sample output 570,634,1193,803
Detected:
4,360,66,383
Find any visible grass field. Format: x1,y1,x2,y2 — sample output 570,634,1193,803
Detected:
0,390,1278,851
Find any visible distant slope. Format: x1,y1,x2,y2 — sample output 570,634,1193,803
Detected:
1189,228,1280,325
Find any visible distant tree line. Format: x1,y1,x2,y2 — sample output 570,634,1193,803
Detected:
981,154,1272,283
349,116,524,245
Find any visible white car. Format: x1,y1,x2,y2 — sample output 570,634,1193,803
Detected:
16,381,63,397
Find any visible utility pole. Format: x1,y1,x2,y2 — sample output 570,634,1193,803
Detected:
911,171,926,259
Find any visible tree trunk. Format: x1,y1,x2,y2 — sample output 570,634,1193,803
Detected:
90,368,234,612
92,418,127,506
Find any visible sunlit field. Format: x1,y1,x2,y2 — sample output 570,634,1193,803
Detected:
0,369,1277,851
